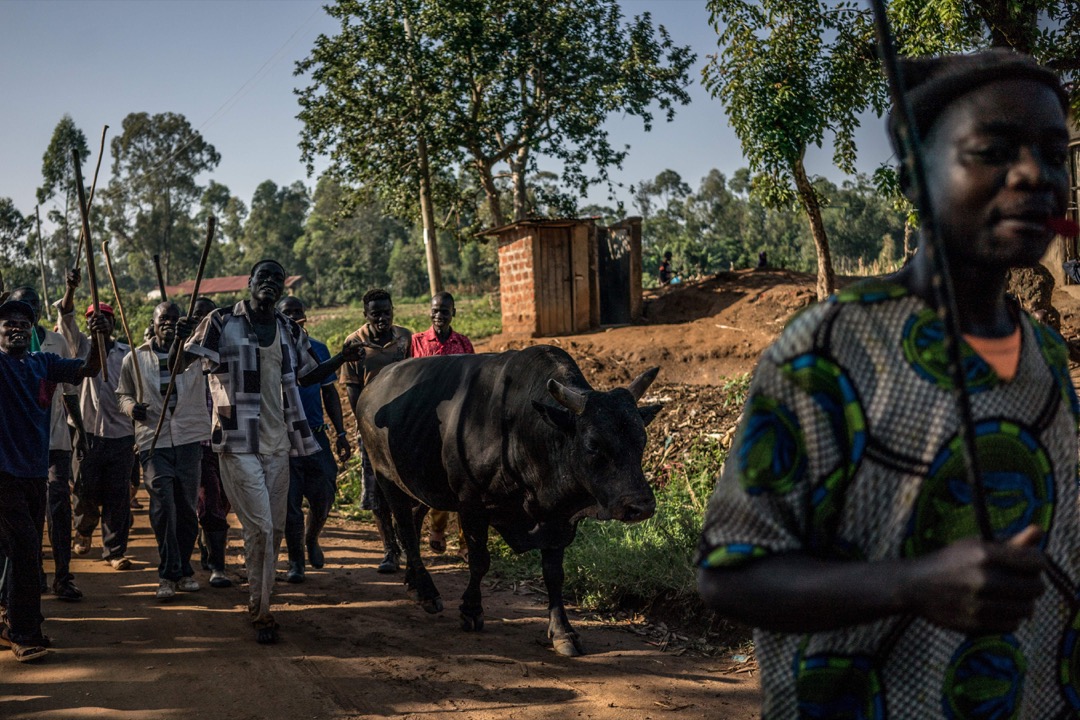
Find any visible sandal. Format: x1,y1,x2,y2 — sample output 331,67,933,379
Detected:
428,535,446,553
12,641,48,663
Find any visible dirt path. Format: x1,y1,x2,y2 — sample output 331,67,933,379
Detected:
3,499,761,719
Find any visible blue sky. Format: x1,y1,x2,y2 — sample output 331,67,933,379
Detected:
0,0,895,227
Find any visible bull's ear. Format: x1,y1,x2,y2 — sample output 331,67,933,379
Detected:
638,404,662,427
532,400,575,431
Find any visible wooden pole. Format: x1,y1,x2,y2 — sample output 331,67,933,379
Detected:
101,240,144,403
34,205,52,322
74,125,108,270
150,216,215,453
72,148,109,383
153,254,168,302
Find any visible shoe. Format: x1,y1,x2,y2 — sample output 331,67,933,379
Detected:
156,579,177,601
208,570,232,588
0,623,51,650
108,556,132,571
255,626,279,644
73,534,91,555
53,579,84,602
11,640,49,663
306,538,325,569
286,562,305,584
376,551,400,574
176,577,200,592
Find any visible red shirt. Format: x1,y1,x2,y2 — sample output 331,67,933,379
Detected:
410,327,475,358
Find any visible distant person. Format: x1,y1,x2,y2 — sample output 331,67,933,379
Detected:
117,302,210,601
343,288,412,573
756,251,768,270
58,269,136,571
175,261,358,644
410,292,474,556
276,297,351,584
658,252,673,286
0,297,106,662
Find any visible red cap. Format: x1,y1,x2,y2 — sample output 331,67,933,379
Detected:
85,302,114,317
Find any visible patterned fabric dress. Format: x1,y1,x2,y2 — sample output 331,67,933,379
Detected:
697,279,1080,719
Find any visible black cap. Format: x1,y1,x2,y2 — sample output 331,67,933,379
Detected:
0,300,35,322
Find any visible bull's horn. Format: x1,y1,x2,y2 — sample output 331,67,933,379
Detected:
626,367,660,402
547,378,587,415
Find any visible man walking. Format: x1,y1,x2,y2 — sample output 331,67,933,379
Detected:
58,269,135,571
177,260,359,643
277,297,351,583
0,298,105,661
117,302,210,601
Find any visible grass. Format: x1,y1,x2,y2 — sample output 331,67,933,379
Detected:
306,294,502,350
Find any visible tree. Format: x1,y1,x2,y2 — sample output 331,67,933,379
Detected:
240,180,310,271
36,115,90,270
705,0,886,300
196,181,247,278
103,112,221,287
0,198,32,267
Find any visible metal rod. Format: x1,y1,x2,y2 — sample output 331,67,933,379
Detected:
72,147,109,383
101,240,144,403
150,216,215,452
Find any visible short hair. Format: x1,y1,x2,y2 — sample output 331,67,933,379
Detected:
249,259,287,278
195,295,215,306
9,286,38,302
887,49,1068,157
363,288,392,307
276,296,305,311
432,291,455,305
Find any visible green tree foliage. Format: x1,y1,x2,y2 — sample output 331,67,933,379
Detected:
196,181,247,277
103,112,221,287
0,198,33,269
704,0,886,300
240,180,310,272
36,115,91,272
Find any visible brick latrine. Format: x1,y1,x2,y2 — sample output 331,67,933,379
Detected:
497,232,537,335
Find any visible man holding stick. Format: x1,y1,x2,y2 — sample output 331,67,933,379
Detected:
0,298,107,661
58,268,135,570
117,302,209,601
175,260,360,643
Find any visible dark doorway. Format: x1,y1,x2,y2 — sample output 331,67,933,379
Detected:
597,227,631,325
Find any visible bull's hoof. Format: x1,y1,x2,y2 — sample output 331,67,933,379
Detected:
420,596,443,614
552,633,584,657
459,610,485,632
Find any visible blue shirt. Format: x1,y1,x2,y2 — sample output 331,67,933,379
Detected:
0,351,82,478
298,337,335,428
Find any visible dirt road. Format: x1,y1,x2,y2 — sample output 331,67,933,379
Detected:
3,501,761,719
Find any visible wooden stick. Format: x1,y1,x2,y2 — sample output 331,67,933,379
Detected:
72,148,109,383
150,216,215,452
101,240,144,403
74,125,109,270
153,254,168,302
34,205,51,322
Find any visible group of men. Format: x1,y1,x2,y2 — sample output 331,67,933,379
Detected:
0,254,477,656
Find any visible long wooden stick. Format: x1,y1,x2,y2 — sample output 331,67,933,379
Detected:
150,216,215,452
74,125,108,270
72,148,109,383
101,240,144,403
34,205,51,322
153,254,168,302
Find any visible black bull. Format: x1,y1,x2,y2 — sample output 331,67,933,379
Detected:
357,345,662,656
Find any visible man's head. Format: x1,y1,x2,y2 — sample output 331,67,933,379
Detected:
0,300,35,356
8,287,41,324
663,251,672,262
248,260,287,308
85,302,116,337
192,296,216,324
152,302,181,347
363,288,393,335
430,291,455,334
277,296,306,326
890,50,1070,270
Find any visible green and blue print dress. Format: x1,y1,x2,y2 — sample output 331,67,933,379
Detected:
698,280,1080,719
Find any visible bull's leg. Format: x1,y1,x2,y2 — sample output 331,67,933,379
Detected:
542,547,584,656
458,511,490,632
378,478,443,614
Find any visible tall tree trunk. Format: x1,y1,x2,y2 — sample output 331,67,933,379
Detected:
417,134,442,296
792,156,834,301
903,218,914,259
510,145,529,222
474,158,505,228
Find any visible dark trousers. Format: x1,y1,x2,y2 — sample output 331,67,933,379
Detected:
142,442,201,581
286,429,337,544
0,475,47,643
197,446,230,533
45,449,74,585
73,434,135,560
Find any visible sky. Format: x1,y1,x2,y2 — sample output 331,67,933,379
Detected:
0,0,896,228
